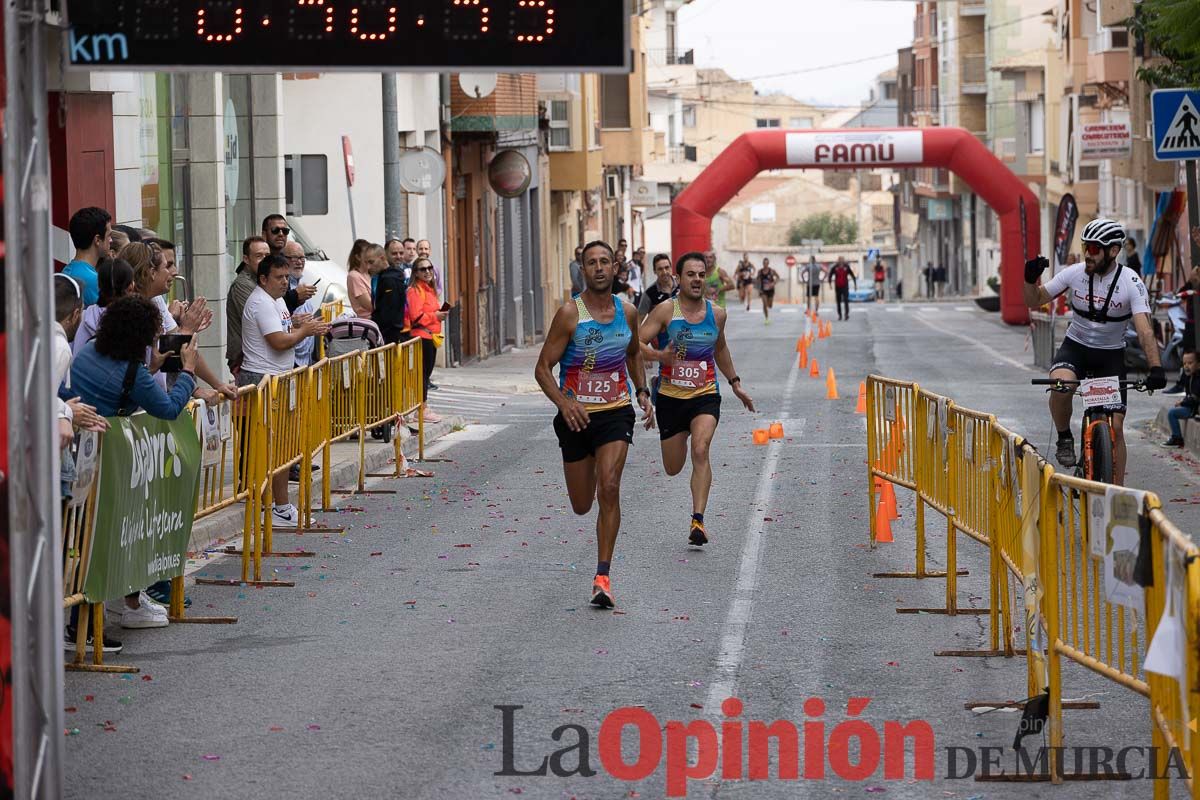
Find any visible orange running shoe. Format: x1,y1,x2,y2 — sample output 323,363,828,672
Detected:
590,575,614,609
689,519,709,546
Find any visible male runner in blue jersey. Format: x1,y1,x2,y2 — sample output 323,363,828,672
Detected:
640,252,755,546
535,241,655,608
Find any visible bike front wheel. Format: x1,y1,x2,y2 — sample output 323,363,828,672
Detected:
1087,420,1115,484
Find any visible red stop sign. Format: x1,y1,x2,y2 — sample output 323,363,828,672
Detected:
785,255,797,267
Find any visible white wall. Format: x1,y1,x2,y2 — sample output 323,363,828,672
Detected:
281,72,445,272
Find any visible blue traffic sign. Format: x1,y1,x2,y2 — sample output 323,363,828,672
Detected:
1152,88,1200,161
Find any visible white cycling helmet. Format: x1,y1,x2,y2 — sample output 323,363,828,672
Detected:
1079,217,1126,248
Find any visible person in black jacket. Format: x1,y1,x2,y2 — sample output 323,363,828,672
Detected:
373,259,408,345
1164,349,1199,447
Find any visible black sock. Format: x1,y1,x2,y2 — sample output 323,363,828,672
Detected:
596,561,610,577
692,512,704,525
1057,429,1072,440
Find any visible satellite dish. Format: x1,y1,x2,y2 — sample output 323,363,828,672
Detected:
398,147,447,195
458,73,497,99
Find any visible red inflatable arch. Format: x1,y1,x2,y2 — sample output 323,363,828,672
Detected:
671,127,1039,325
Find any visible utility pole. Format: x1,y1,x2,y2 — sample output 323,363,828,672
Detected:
382,73,404,241
5,1,65,796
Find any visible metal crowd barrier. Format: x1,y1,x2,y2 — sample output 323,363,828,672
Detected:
865,374,1200,792
63,337,429,663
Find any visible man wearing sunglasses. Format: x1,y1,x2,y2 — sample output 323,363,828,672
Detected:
261,214,318,312
1023,218,1166,484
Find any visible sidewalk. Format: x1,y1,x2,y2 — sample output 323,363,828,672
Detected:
438,347,542,394
185,416,464,558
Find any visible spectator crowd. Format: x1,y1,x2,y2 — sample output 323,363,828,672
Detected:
55,205,447,654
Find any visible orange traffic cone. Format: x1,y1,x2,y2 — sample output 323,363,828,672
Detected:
881,480,899,520
796,337,805,352
855,382,867,414
826,367,839,399
769,422,785,439
875,497,894,543
809,358,820,378
798,349,808,369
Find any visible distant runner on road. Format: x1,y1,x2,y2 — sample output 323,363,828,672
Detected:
801,256,825,315
828,257,857,321
703,250,734,309
640,252,755,548
756,258,779,324
735,255,756,311
534,241,655,609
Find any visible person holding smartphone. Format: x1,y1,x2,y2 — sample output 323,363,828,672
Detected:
404,257,449,424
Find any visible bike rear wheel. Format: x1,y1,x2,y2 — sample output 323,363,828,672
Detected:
1087,420,1114,484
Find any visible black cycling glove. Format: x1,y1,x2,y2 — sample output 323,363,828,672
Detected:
1024,256,1049,285
1146,366,1167,391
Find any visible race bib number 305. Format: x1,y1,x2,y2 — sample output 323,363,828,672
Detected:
669,360,709,389
576,371,626,404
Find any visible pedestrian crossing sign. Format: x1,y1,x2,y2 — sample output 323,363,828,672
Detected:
1152,88,1200,161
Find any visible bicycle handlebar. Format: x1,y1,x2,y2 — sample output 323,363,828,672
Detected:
1031,378,1149,391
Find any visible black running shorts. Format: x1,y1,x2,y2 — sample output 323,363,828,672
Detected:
656,392,722,441
553,405,636,463
807,285,821,298
1050,336,1128,411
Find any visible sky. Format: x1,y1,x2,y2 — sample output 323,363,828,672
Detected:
678,0,918,110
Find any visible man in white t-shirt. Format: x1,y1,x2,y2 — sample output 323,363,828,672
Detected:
238,254,330,526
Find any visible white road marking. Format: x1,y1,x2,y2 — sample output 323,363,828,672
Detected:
779,308,799,314
885,306,904,313
909,311,1034,372
955,306,974,312
705,354,803,714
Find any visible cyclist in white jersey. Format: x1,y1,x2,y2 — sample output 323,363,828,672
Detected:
1023,218,1166,484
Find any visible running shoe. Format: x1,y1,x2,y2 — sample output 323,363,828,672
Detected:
689,519,709,546
1055,435,1077,469
590,575,614,609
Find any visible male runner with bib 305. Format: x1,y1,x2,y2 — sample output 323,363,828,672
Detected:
535,241,655,609
640,252,755,547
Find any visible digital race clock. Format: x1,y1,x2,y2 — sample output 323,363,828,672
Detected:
65,0,628,72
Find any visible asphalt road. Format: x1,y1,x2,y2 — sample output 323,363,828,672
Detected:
65,301,1200,799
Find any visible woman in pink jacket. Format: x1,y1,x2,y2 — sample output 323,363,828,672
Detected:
405,257,448,423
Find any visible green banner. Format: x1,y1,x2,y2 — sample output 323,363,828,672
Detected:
83,414,201,603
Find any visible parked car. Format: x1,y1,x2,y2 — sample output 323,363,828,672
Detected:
848,287,876,303
287,217,347,306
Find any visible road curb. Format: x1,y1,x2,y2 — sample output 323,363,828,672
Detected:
187,416,465,556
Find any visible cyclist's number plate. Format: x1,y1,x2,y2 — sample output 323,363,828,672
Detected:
1078,376,1121,408
669,360,709,389
576,371,626,405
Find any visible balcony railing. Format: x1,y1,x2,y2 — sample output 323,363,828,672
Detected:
915,86,940,112
646,49,695,67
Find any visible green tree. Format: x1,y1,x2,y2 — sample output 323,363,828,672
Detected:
1129,0,1200,88
786,212,859,246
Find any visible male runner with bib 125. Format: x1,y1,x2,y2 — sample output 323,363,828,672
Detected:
535,241,655,609
640,252,755,547
1023,218,1166,485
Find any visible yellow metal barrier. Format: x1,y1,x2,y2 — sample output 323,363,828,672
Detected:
190,385,257,520
866,374,1200,793
1143,500,1200,798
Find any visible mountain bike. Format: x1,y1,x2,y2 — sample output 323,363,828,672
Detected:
1031,377,1151,484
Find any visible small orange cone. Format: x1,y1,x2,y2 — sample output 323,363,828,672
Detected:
796,337,805,352
809,358,820,378
881,481,899,520
855,382,867,414
798,349,808,369
769,422,785,439
752,429,770,445
826,367,839,399
875,500,894,543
